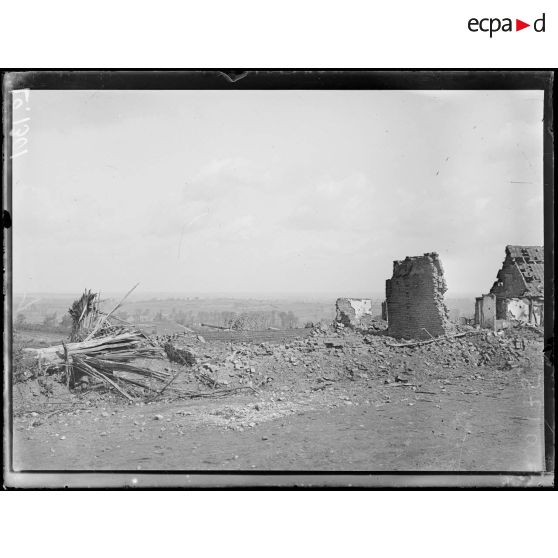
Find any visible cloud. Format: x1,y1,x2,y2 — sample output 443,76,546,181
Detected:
12,90,544,295
184,157,273,202
283,173,373,232
474,197,492,216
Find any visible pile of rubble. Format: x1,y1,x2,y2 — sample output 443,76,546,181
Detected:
161,319,540,386
164,322,535,394
404,331,527,369
18,290,540,408
20,289,256,402
224,323,535,375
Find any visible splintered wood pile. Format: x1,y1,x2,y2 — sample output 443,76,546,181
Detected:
22,287,256,401
69,289,100,341
24,330,168,400
23,286,171,400
26,332,161,365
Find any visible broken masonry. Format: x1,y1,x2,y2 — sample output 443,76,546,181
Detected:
335,298,375,328
475,245,544,329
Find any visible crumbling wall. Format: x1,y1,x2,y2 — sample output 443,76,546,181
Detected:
480,245,544,328
385,252,453,340
506,298,530,322
335,298,374,328
490,245,544,300
476,293,496,329
490,259,526,299
504,297,543,325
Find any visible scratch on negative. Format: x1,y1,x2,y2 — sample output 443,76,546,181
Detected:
456,431,468,470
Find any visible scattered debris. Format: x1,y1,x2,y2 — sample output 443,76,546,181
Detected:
163,342,198,366
323,338,345,349
387,331,478,348
15,284,540,413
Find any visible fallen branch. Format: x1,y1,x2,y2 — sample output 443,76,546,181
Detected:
170,385,256,399
74,356,134,401
175,323,195,333
387,331,480,348
147,371,182,402
24,332,163,365
384,382,416,387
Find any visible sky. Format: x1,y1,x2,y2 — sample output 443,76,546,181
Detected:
12,89,544,298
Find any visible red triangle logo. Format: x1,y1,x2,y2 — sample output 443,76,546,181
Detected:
516,19,530,31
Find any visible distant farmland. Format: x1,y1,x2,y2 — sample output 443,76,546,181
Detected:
13,293,474,331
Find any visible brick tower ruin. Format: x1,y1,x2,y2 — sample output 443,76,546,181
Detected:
385,252,453,340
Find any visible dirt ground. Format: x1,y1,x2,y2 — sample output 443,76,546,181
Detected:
10,325,546,472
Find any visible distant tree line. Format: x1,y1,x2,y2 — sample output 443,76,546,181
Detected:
172,308,299,329
16,306,302,332
112,307,301,329
14,312,72,334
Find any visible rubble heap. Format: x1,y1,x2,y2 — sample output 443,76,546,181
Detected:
385,252,453,340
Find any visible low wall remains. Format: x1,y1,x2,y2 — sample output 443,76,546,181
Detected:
335,298,375,328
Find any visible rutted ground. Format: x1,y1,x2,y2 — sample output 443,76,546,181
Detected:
11,325,545,471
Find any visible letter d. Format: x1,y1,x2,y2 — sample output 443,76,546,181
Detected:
534,13,545,32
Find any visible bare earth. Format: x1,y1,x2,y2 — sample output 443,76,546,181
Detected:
11,327,545,472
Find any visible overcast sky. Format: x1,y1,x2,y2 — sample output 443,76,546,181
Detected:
12,89,544,298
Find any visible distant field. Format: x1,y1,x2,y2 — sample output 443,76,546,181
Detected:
13,321,313,346
136,320,314,343
189,328,315,344
13,293,475,330
13,295,340,328
14,329,68,348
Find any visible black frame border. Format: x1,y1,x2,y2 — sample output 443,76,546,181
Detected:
2,69,555,489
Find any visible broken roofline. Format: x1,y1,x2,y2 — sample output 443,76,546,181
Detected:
475,245,544,329
505,245,544,263
491,245,544,298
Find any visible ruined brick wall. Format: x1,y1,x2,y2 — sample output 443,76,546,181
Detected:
386,253,453,340
490,256,526,299
335,298,374,327
381,301,388,321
